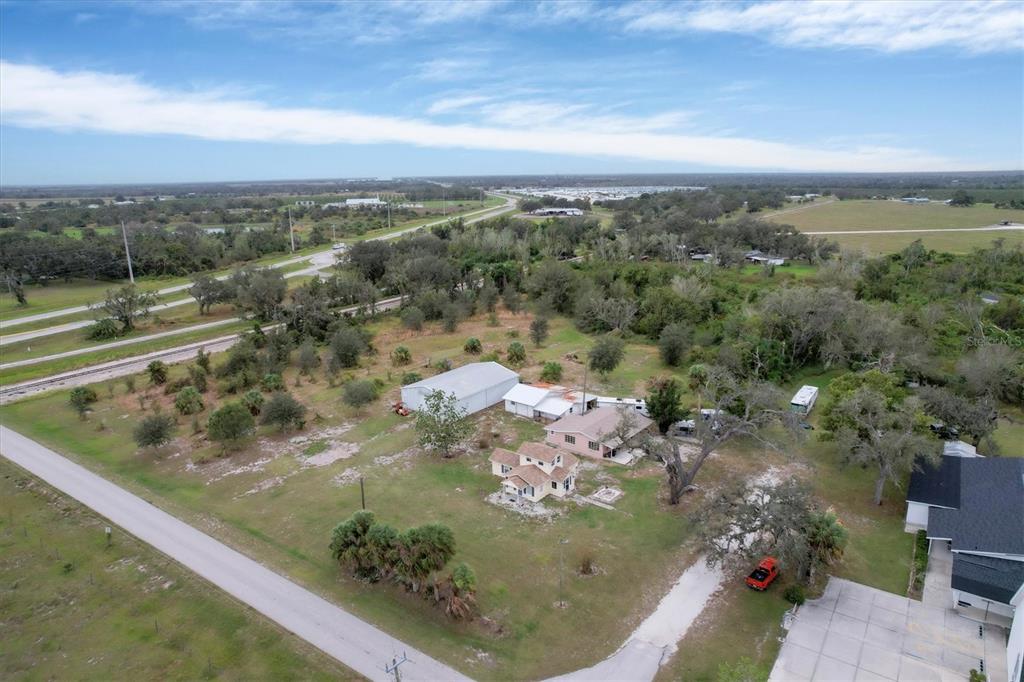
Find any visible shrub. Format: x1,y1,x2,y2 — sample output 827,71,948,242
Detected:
242,389,265,416
122,375,136,393
195,347,211,373
69,386,98,420
146,360,168,386
261,373,285,392
260,393,307,431
343,380,379,409
529,316,549,347
589,335,625,376
174,386,204,415
912,529,929,591
658,322,692,367
433,358,453,373
329,326,367,369
297,340,321,375
783,584,806,605
391,346,412,366
400,306,425,331
442,303,462,332
506,342,526,367
401,372,423,385
463,338,482,354
162,377,191,395
207,402,255,449
87,318,120,341
187,365,208,392
133,413,176,449
540,361,563,382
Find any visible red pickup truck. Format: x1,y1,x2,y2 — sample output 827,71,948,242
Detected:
745,557,779,591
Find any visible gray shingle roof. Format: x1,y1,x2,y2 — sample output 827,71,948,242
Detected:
907,455,961,508
951,554,1024,605
925,457,1024,556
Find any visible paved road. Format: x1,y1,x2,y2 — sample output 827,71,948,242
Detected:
805,224,1024,235
0,426,470,682
0,297,403,404
1,194,516,345
0,317,242,370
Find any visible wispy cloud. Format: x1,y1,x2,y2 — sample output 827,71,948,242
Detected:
614,0,1024,53
0,61,976,172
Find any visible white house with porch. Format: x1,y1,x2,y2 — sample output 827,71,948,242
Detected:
489,442,579,503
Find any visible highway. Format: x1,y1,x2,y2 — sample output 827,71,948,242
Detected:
0,193,516,346
0,296,403,404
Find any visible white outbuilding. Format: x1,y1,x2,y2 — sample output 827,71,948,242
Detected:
789,385,819,415
401,362,519,416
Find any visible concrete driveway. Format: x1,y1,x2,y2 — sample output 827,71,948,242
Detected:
769,577,999,681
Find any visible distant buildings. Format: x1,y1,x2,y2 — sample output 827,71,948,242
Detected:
530,207,584,217
745,250,786,266
294,200,315,207
345,197,386,208
900,197,931,204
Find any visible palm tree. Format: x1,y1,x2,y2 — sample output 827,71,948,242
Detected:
329,510,376,578
804,509,848,580
397,524,456,592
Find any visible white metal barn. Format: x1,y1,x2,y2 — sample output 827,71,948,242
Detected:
401,362,519,415
789,385,819,415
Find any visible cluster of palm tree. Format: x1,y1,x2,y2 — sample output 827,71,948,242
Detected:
329,511,477,619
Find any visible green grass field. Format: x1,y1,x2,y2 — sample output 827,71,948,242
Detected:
767,199,1024,232
2,304,971,679
825,229,1024,255
0,459,353,680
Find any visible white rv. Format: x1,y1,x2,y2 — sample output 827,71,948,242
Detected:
790,386,819,415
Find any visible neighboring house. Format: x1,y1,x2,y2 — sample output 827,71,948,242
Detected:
744,250,786,266
489,442,579,503
545,406,653,464
401,362,519,416
502,384,596,422
905,455,1024,624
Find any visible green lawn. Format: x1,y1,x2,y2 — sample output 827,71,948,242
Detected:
766,200,1024,232
0,459,353,681
825,229,1024,255
0,313,695,679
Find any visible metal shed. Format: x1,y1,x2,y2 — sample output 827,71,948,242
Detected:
401,362,519,416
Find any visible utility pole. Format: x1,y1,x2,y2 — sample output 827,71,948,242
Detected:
580,353,589,415
558,537,569,608
360,476,366,510
442,188,447,216
332,224,337,242
287,208,296,253
385,652,408,682
120,221,135,283
386,199,392,230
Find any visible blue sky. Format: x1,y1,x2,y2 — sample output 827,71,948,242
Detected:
1,0,1022,184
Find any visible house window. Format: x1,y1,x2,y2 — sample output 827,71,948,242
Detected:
588,441,599,451
564,435,576,445
564,479,571,490
551,481,557,489
555,455,561,464
525,457,531,462
501,465,511,474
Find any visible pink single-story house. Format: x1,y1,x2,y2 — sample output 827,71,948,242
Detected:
489,442,579,502
545,406,653,464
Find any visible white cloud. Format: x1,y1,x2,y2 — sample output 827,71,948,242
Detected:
0,61,980,172
615,0,1024,53
426,94,497,115
415,57,486,82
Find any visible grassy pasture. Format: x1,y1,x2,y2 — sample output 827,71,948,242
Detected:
824,229,1024,255
0,459,352,681
767,199,1024,232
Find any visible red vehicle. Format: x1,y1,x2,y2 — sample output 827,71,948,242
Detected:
745,557,779,591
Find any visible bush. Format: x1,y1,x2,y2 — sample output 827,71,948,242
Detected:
162,377,191,396
529,316,549,347
87,318,120,341
463,337,482,354
391,346,412,366
146,360,168,386
187,365,208,392
540,361,563,382
207,402,255,449
783,584,806,605
174,386,204,415
242,389,265,416
69,386,99,419
442,303,462,332
912,529,929,591
589,335,625,376
122,375,136,393
506,342,527,366
433,358,453,373
343,380,379,409
400,306,425,331
261,373,285,392
260,393,307,431
401,372,423,385
133,413,176,449
658,322,692,367
329,326,368,369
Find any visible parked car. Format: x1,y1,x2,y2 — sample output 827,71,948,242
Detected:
745,557,779,591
